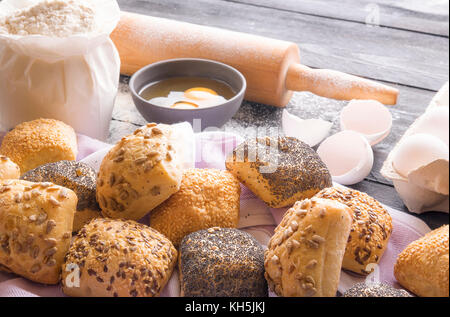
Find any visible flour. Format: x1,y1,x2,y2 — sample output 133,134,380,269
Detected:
0,0,96,37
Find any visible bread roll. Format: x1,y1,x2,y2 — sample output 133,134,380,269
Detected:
394,225,449,297
0,155,20,179
0,118,78,174
21,161,101,232
62,218,177,297
96,123,183,221
149,168,240,246
343,283,412,297
179,227,267,297
226,137,332,208
0,179,77,284
265,197,352,297
315,187,392,275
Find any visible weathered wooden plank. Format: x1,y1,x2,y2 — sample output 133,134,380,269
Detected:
227,0,449,36
117,0,449,91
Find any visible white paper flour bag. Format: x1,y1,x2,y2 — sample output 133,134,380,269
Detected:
0,0,121,140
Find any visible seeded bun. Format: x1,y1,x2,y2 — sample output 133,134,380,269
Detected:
62,218,177,297
96,123,183,221
265,198,352,297
343,282,412,297
0,118,78,174
149,169,240,246
226,137,332,208
0,179,77,284
179,227,267,297
21,161,101,232
0,155,20,179
394,225,449,297
315,187,392,275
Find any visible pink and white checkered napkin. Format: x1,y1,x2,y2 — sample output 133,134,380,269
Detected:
0,131,430,297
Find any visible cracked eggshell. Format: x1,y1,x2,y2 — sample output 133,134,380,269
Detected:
392,133,449,179
340,100,392,146
317,130,374,185
282,109,332,147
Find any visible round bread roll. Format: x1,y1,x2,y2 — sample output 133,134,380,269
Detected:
265,197,352,297
0,155,20,179
61,218,177,297
0,179,77,284
315,187,392,275
343,283,412,297
394,225,449,297
226,137,332,208
96,123,183,221
179,227,267,297
149,168,241,246
21,161,101,232
0,118,78,174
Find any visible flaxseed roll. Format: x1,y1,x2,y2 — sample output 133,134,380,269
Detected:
0,118,78,174
265,197,352,297
61,218,177,297
0,179,77,284
0,155,20,180
315,187,393,275
21,161,101,232
179,228,267,297
226,137,332,208
96,123,183,221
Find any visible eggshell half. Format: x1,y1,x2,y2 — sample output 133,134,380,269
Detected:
340,100,392,145
392,133,449,178
282,109,332,147
317,130,374,185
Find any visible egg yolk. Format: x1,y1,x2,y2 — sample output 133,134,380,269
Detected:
171,101,199,109
183,87,218,100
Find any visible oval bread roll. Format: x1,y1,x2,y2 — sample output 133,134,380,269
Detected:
0,118,78,174
96,123,183,221
149,168,240,246
265,197,352,297
0,179,77,284
62,218,177,297
226,137,332,208
315,187,392,275
394,225,449,297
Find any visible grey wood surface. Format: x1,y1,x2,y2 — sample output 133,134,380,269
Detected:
110,0,449,229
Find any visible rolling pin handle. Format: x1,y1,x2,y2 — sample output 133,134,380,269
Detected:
286,63,399,105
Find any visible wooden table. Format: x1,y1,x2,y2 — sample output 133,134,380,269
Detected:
110,0,449,229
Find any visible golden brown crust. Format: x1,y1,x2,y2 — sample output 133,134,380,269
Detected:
61,218,177,297
96,123,182,221
315,187,392,275
21,161,101,232
394,225,449,297
149,168,241,247
0,155,21,179
0,118,77,174
264,198,352,297
226,137,332,208
0,179,77,284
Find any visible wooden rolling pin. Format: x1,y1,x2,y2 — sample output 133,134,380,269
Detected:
111,12,398,107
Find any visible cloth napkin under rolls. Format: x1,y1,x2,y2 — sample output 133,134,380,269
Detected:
0,131,430,297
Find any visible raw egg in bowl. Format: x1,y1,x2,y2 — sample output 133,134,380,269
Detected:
130,58,246,129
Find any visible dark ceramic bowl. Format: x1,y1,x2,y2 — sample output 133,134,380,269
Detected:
129,58,246,130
